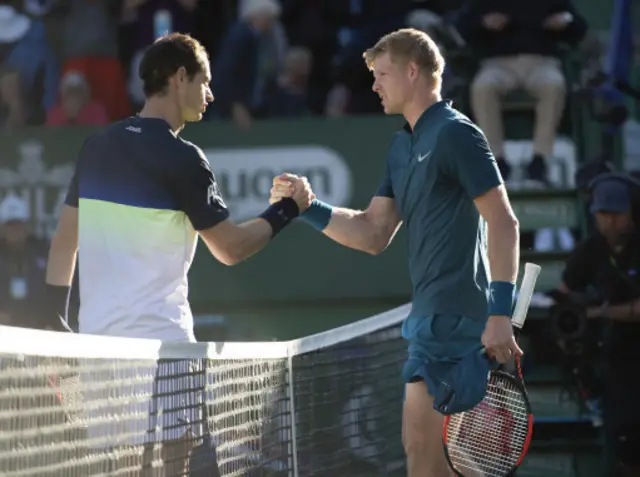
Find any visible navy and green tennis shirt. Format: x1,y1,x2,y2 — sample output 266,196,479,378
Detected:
64,116,229,341
376,100,503,322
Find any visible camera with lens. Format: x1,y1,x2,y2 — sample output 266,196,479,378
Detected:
548,292,605,425
548,291,593,356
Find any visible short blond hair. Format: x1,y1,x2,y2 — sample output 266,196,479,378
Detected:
363,28,445,90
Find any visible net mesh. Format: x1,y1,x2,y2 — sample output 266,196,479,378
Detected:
0,304,410,477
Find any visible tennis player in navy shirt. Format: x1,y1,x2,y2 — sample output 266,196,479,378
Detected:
271,29,522,477
45,33,314,476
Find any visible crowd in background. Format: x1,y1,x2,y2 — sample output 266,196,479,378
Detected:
0,0,458,129
0,0,590,152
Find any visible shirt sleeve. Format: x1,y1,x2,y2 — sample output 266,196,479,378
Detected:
374,162,394,198
64,167,78,207
444,121,503,199
64,138,90,208
171,146,230,231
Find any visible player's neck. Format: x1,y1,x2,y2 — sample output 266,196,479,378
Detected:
403,92,441,131
139,99,185,133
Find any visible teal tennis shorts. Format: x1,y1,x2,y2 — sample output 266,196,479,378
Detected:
402,313,486,397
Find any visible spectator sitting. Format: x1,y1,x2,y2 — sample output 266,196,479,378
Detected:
264,46,313,118
59,0,131,121
325,0,416,116
279,0,343,115
324,83,350,118
455,0,587,184
211,0,287,129
0,4,58,128
46,71,109,126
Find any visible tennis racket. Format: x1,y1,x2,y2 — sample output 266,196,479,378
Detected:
443,262,541,477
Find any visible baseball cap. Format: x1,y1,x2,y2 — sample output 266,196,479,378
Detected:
0,194,30,223
590,179,631,214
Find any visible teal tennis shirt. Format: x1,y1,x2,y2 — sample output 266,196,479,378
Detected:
376,101,503,320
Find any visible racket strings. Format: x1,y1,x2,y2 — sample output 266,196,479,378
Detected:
445,374,530,477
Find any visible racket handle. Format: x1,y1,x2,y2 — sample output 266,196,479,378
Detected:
512,263,541,329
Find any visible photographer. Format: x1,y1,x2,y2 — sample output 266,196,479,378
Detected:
553,176,640,477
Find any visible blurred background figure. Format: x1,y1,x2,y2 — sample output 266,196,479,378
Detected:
455,0,587,185
0,194,50,330
550,175,640,477
0,1,58,130
211,0,286,129
58,0,130,121
263,45,313,118
46,71,109,126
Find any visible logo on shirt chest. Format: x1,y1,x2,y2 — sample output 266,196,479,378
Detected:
417,151,431,163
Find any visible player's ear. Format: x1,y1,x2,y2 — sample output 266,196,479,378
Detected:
176,66,188,83
407,61,419,81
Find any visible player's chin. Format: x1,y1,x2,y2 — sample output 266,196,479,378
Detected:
186,112,204,123
382,103,399,115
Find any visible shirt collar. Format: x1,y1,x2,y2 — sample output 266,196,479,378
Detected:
403,100,452,134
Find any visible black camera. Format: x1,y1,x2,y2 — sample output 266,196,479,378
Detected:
549,295,589,355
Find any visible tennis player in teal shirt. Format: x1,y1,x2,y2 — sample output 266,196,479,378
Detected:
271,29,522,477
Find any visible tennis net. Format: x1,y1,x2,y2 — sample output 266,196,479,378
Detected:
0,303,410,477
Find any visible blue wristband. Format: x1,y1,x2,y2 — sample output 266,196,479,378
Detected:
488,281,516,317
299,199,333,231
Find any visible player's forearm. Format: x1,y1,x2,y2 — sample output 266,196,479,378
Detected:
201,199,301,265
224,219,273,265
45,236,78,287
486,217,520,284
322,207,392,255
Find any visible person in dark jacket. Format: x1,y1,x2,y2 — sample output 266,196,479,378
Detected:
0,194,50,329
210,0,285,129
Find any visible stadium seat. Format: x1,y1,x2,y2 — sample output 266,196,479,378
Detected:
510,189,586,291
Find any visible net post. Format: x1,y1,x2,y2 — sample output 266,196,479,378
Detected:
286,351,299,477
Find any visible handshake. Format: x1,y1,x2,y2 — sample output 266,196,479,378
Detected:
270,173,316,213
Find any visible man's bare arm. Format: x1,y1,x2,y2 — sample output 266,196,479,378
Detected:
321,196,402,255
270,174,402,254
474,185,520,283
46,205,78,286
198,218,274,266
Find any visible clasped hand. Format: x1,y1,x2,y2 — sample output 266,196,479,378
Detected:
269,173,316,212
